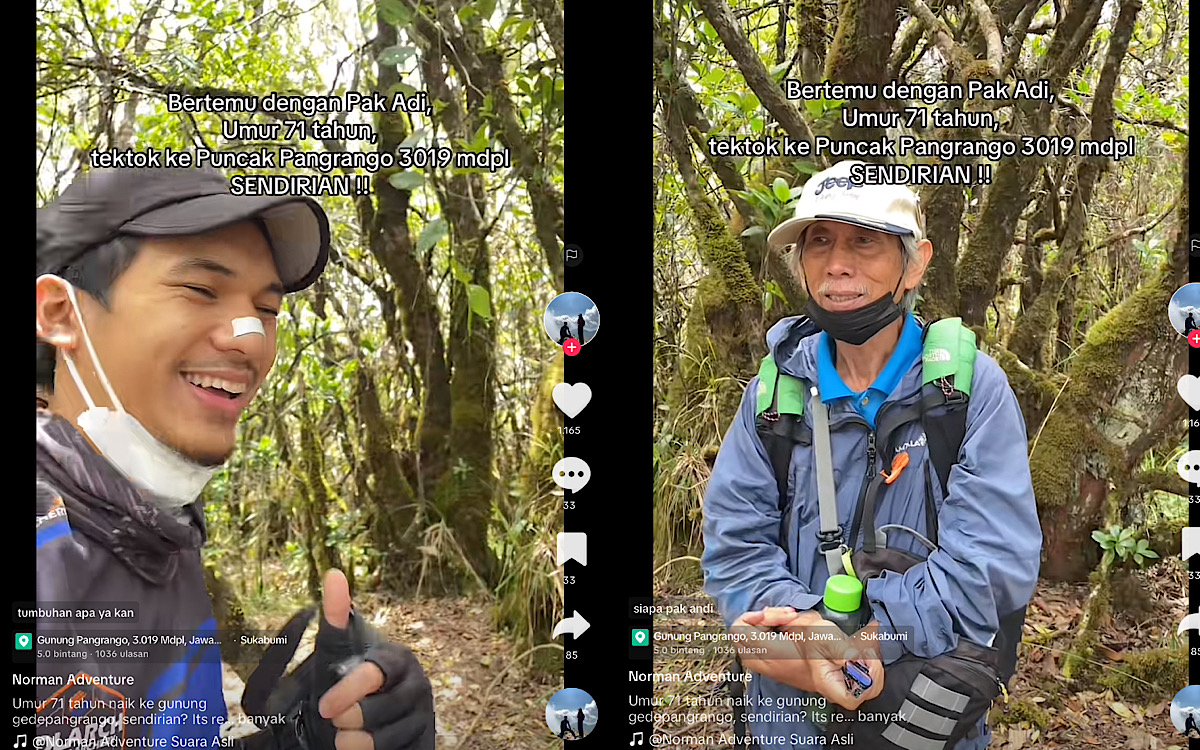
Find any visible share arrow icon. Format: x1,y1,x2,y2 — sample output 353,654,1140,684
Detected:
552,611,591,639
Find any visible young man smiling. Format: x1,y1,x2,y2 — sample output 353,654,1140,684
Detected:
35,167,434,750
702,160,1041,748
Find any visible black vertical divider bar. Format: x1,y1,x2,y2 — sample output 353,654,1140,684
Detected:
562,4,653,743
1188,24,1197,747
20,8,39,735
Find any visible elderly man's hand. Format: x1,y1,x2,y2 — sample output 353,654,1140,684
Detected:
732,608,885,710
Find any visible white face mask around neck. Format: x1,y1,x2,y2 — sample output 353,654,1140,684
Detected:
42,275,221,508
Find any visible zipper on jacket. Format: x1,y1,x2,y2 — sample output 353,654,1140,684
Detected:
846,431,877,548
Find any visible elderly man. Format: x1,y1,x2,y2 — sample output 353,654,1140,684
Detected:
702,159,1041,748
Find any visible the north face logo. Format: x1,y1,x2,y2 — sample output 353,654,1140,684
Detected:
923,348,952,363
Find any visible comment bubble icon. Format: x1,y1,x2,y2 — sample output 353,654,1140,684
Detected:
1178,450,1200,484
553,457,591,492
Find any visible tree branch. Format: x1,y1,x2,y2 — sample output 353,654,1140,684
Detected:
967,0,1003,75
691,0,825,166
525,0,564,69
905,0,960,68
887,17,925,81
1093,202,1176,250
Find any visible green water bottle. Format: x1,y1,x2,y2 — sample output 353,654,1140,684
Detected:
810,575,867,732
817,575,867,636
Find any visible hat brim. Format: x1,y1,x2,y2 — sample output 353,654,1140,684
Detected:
121,194,330,292
766,213,914,250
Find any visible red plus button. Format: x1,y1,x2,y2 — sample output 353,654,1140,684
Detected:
563,338,581,356
1190,330,1200,348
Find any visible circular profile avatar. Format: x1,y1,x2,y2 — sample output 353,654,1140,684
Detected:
544,292,600,348
1170,684,1200,737
545,687,597,740
1168,283,1200,337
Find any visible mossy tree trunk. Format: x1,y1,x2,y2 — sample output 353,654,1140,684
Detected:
918,148,965,321
1008,0,1139,367
655,14,764,443
955,0,1106,326
296,381,344,599
793,0,826,84
415,12,498,590
823,0,901,151
1032,143,1187,581
361,13,453,524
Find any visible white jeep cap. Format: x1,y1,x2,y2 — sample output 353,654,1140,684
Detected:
766,159,925,249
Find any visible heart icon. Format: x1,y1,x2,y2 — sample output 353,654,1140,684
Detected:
553,382,592,418
1179,375,1200,411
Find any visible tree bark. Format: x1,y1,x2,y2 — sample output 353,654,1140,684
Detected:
693,0,826,166
655,14,763,441
362,15,453,502
404,0,565,292
824,0,902,151
1008,0,1139,368
420,15,498,587
1034,142,1187,582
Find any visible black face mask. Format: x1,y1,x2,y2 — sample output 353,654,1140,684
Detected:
803,273,905,346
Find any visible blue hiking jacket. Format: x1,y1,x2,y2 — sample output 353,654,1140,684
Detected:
702,317,1042,749
35,410,230,748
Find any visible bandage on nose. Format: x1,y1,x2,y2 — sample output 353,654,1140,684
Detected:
232,317,265,338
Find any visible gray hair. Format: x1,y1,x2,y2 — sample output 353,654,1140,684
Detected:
788,229,924,313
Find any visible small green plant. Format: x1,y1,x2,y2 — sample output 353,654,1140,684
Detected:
1091,524,1160,567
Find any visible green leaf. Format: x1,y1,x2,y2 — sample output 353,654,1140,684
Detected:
377,45,416,67
804,99,823,119
1099,539,1114,550
417,217,448,254
714,98,740,116
795,161,821,176
769,62,790,82
388,81,417,98
662,58,673,80
477,0,497,21
1091,530,1109,544
457,4,477,21
470,123,490,152
399,128,428,149
377,0,413,27
1142,549,1159,559
1133,554,1144,566
449,258,471,284
512,18,534,43
388,171,425,191
772,177,791,202
1118,526,1134,541
467,284,492,320
740,225,766,238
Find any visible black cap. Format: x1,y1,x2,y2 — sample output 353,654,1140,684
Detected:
37,166,331,292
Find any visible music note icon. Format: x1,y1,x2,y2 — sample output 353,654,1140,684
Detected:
14,735,27,748
629,731,644,746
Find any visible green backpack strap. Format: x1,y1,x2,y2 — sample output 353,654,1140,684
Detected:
921,317,976,396
755,355,806,420
919,317,976,515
